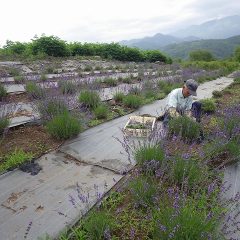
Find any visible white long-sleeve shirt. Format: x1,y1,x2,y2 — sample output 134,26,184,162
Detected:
166,88,193,113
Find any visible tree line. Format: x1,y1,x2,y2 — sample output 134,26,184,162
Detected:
0,35,172,63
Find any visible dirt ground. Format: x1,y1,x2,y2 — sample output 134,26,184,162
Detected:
0,125,63,161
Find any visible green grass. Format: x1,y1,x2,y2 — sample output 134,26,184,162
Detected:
0,149,33,173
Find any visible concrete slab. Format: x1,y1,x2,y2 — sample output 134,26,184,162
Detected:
193,77,233,100
5,84,25,93
0,61,22,66
6,102,39,128
222,163,240,239
0,152,122,240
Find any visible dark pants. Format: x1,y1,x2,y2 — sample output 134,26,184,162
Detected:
163,101,202,126
191,101,202,123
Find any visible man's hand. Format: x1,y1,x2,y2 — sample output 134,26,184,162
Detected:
185,110,196,121
168,107,180,118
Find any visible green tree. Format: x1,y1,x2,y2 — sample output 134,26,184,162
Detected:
3,40,27,55
31,35,69,57
144,50,167,62
234,46,240,62
189,50,215,62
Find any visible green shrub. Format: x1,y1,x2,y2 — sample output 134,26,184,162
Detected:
37,98,68,121
0,117,9,135
46,112,81,140
234,46,240,62
212,90,223,98
113,91,125,102
46,67,54,74
233,77,240,84
31,35,69,57
0,149,33,173
168,116,201,142
189,50,215,62
0,84,7,100
129,177,157,208
123,94,142,109
93,104,108,119
134,144,165,167
152,194,221,240
25,82,46,99
200,99,216,113
168,156,208,190
59,80,77,95
103,77,117,86
83,65,93,71
222,88,232,94
83,211,115,240
40,74,47,81
9,68,20,76
122,77,132,84
14,75,25,83
79,90,101,109
94,65,102,71
128,86,141,95
157,81,181,95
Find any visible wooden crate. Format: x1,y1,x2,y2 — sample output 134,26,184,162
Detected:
123,115,156,137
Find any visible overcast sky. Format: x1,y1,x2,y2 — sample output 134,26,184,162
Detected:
1,0,239,46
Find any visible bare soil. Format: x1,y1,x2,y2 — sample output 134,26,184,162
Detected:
4,92,30,103
0,125,63,161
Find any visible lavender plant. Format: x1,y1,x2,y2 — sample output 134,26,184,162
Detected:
123,94,142,109
113,91,124,103
58,80,77,95
25,82,46,99
129,176,158,208
212,90,223,98
0,102,20,135
168,116,201,143
82,211,115,240
79,90,101,109
204,104,240,164
151,190,222,240
36,98,68,122
0,117,9,135
200,99,216,113
93,104,108,119
14,75,25,83
167,155,209,191
0,83,7,100
134,144,165,167
102,77,117,87
46,112,81,140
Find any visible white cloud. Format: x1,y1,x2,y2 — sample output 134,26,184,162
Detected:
0,0,239,45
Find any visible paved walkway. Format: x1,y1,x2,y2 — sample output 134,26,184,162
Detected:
0,77,236,239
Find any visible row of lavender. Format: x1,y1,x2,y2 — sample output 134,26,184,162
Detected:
52,77,240,240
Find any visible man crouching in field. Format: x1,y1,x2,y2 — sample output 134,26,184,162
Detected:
159,79,202,126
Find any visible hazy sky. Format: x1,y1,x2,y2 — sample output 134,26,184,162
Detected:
1,0,239,46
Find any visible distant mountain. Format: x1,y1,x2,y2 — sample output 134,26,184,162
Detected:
119,15,240,51
119,33,199,49
170,15,240,39
160,35,240,59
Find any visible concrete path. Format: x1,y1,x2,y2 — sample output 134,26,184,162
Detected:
0,76,235,240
